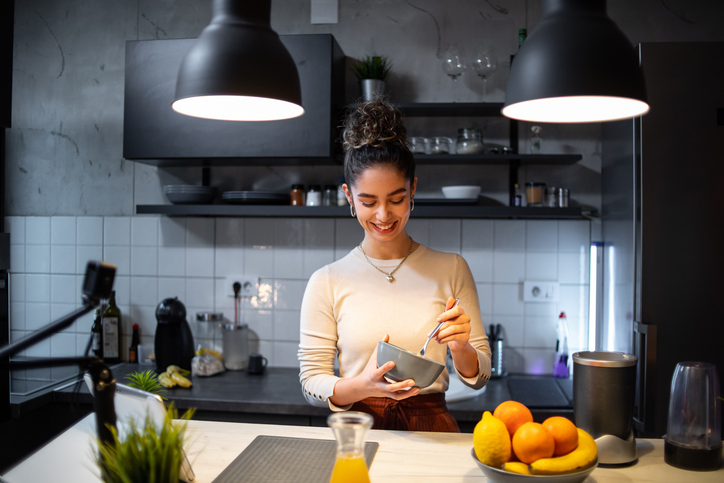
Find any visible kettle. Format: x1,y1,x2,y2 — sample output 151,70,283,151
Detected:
154,297,195,372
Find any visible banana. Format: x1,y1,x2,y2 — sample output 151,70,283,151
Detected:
166,365,191,376
158,372,177,388
170,371,193,388
502,462,531,475
196,348,223,360
530,428,598,475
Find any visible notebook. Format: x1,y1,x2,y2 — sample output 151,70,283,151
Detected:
83,372,196,482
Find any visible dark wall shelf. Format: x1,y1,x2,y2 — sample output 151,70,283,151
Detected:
413,153,581,165
136,204,583,219
397,102,505,117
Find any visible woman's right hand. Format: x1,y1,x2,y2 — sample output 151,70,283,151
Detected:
329,334,421,406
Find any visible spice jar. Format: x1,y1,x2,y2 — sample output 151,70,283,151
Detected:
336,176,347,206
290,184,305,206
322,185,337,206
306,185,322,206
456,128,484,155
525,182,546,206
430,137,452,154
410,136,429,154
545,186,558,207
558,188,570,208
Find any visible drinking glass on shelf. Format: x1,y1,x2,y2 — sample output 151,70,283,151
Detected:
472,47,497,101
441,44,467,102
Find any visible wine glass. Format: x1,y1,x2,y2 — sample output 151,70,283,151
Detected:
472,47,497,101
441,45,467,101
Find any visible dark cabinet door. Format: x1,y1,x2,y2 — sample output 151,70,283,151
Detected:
123,34,345,166
1,0,13,128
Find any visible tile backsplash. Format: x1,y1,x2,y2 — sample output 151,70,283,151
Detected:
5,215,590,390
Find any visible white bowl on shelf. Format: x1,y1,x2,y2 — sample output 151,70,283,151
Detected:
442,185,481,199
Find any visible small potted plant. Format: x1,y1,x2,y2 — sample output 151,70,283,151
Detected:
352,55,392,101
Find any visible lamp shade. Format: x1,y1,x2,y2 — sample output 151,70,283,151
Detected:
502,0,648,123
172,0,304,121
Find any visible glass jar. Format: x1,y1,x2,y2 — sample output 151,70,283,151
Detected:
545,186,558,207
336,176,348,206
322,185,337,206
558,188,570,208
430,136,452,154
306,185,322,206
525,182,546,206
456,128,484,155
290,184,305,206
410,136,429,154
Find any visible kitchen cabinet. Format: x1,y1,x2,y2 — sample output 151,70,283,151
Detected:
123,34,344,164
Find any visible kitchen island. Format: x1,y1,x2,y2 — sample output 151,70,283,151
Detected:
4,415,722,482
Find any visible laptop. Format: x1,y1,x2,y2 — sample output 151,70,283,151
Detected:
83,373,196,482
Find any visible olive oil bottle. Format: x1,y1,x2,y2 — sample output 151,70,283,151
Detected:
102,291,122,364
90,307,103,358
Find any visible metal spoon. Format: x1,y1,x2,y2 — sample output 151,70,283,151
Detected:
419,298,460,357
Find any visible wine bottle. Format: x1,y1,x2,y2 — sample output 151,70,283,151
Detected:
510,28,527,67
91,308,103,358
129,323,140,363
102,291,122,364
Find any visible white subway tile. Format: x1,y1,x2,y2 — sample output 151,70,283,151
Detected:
131,246,158,276
558,249,589,284
159,217,186,247
25,303,51,331
5,216,25,244
76,245,103,274
254,280,275,310
274,248,304,279
216,218,244,247
492,283,524,316
75,311,94,335
128,305,158,342
25,337,50,358
256,341,274,365
185,278,215,308
104,246,130,276
50,333,77,357
245,246,274,278
77,216,103,246
494,220,526,251
464,250,493,283
272,341,301,368
275,218,304,248
186,247,214,277
526,220,558,251
214,278,235,311
406,219,429,246
274,280,307,310
302,248,334,279
131,217,159,246
215,247,244,278
158,277,187,302
51,217,76,245
158,247,185,277
566,315,588,353
274,310,301,342
492,315,525,347
26,217,51,245
51,245,77,274
428,219,461,252
186,218,215,247
559,284,589,320
104,217,131,246
246,309,273,340
476,283,493,315
50,275,77,304
25,245,50,273
493,251,525,283
525,301,560,317
503,347,525,374
76,333,91,356
10,245,24,273
524,315,557,348
25,274,50,303
462,220,494,251
525,252,558,281
10,301,25,331
522,348,557,375
130,277,158,307
111,276,131,306
334,218,361,259
9,273,25,302
558,220,590,251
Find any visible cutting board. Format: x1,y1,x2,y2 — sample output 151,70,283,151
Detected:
211,435,379,483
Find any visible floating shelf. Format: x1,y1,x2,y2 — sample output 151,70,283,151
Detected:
136,204,583,219
396,102,505,117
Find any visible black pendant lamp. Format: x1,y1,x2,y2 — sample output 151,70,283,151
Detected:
172,0,304,121
502,0,648,123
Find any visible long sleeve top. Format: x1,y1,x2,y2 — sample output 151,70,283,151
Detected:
298,244,492,410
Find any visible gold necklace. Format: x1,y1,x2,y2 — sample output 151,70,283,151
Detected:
358,238,414,283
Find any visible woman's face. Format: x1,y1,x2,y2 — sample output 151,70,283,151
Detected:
345,164,417,245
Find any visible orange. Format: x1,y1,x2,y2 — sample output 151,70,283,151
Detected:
493,400,534,438
542,416,579,456
512,422,555,464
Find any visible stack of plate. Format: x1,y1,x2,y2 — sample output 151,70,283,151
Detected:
222,191,290,205
163,185,217,204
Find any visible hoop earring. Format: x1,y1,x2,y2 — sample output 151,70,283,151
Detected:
411,198,415,212
350,205,356,218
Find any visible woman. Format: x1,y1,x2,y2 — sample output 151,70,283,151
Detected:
298,100,491,432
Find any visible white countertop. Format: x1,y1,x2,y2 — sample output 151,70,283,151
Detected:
3,415,722,482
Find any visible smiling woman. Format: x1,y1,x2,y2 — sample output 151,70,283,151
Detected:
298,100,492,432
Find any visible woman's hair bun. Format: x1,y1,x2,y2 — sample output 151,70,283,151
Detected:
342,101,408,151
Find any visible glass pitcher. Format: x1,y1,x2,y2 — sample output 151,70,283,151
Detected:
328,412,373,483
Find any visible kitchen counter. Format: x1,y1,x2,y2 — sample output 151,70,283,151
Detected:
43,363,573,429
4,415,722,482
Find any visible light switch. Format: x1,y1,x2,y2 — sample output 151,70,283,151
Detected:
523,281,560,302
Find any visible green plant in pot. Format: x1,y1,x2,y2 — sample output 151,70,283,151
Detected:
353,55,392,101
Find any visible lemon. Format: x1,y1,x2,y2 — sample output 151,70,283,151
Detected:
474,411,512,468
502,462,532,475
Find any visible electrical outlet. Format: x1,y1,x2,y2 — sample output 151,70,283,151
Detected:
523,281,560,302
225,275,258,297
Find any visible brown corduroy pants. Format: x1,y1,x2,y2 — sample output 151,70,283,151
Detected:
350,393,460,432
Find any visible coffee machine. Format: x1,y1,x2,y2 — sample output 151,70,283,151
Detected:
154,297,195,372
572,351,639,465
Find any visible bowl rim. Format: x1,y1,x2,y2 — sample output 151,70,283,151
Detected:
470,448,599,481
377,341,445,368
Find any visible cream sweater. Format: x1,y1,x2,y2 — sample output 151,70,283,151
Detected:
298,244,492,410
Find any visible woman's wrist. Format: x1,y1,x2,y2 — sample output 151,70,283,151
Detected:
450,342,479,379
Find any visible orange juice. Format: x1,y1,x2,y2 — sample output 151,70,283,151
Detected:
329,453,370,483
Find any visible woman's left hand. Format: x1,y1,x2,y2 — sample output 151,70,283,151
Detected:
434,295,472,354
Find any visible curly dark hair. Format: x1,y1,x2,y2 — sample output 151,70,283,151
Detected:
342,100,415,188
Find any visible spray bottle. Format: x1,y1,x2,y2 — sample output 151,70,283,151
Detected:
553,311,570,378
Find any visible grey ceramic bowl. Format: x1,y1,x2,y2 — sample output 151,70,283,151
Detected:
470,449,598,483
376,341,445,389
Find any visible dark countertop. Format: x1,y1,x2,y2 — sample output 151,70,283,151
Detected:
29,363,572,427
